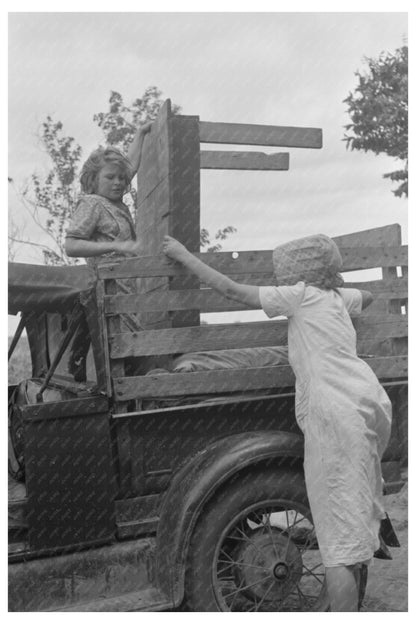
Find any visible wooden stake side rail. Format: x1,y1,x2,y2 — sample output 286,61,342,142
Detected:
104,279,408,315
97,246,408,281
112,356,408,401
109,315,407,358
98,217,407,403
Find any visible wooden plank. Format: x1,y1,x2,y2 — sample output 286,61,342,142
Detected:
104,278,408,315
334,224,402,248
169,115,201,328
199,121,322,149
95,279,112,396
115,366,295,400
339,246,407,271
97,246,407,280
135,100,172,334
200,150,289,170
109,315,407,358
136,99,171,210
113,356,408,401
110,320,288,356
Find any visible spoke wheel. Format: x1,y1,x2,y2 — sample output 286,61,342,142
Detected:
184,467,364,612
213,501,325,611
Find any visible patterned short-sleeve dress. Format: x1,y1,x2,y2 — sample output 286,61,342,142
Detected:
65,195,142,379
66,194,137,269
259,282,392,567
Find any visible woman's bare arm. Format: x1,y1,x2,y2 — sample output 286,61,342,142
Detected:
163,235,261,308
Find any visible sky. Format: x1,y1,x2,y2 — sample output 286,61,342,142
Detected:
8,10,408,256
6,7,409,330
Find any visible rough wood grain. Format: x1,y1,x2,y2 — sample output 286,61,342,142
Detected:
109,315,407,358
113,356,407,400
104,278,408,315
200,150,289,170
199,121,322,148
97,246,407,280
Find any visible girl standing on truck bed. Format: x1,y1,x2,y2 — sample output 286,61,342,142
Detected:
163,232,392,612
64,124,150,379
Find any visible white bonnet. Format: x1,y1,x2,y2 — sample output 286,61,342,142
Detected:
272,234,343,287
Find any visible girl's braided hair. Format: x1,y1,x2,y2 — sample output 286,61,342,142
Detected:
80,147,133,194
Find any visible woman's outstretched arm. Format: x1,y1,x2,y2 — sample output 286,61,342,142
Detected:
163,235,261,308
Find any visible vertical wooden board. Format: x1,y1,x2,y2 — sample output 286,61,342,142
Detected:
87,285,109,395
169,115,201,251
106,279,125,386
136,99,171,238
169,115,201,328
376,227,405,355
135,101,173,335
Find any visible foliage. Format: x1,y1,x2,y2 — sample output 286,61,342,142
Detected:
9,117,83,265
93,86,181,152
343,45,408,197
9,86,236,264
200,226,237,252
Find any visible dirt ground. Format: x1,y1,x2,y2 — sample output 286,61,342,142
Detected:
361,472,408,612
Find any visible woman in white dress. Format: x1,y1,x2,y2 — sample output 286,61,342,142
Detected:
163,232,392,612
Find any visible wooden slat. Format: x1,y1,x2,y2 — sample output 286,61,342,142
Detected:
104,278,408,315
340,246,407,271
97,246,407,280
113,356,407,401
115,366,295,400
111,320,288,356
333,224,402,248
199,121,322,149
109,315,407,358
200,151,289,170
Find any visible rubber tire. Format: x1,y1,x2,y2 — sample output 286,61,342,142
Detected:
184,467,367,612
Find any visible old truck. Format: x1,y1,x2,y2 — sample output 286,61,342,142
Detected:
8,101,408,612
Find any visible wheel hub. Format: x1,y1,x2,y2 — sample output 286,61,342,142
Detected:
233,527,303,604
273,562,290,580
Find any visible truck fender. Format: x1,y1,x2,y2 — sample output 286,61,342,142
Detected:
155,430,304,606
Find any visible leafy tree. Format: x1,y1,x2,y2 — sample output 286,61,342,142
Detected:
343,45,408,197
9,118,83,265
9,86,236,264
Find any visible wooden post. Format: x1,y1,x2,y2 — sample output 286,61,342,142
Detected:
136,100,200,330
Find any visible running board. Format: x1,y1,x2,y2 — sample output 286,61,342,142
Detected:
8,537,169,612
51,588,172,612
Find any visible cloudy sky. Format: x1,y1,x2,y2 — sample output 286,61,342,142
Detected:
8,10,408,267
